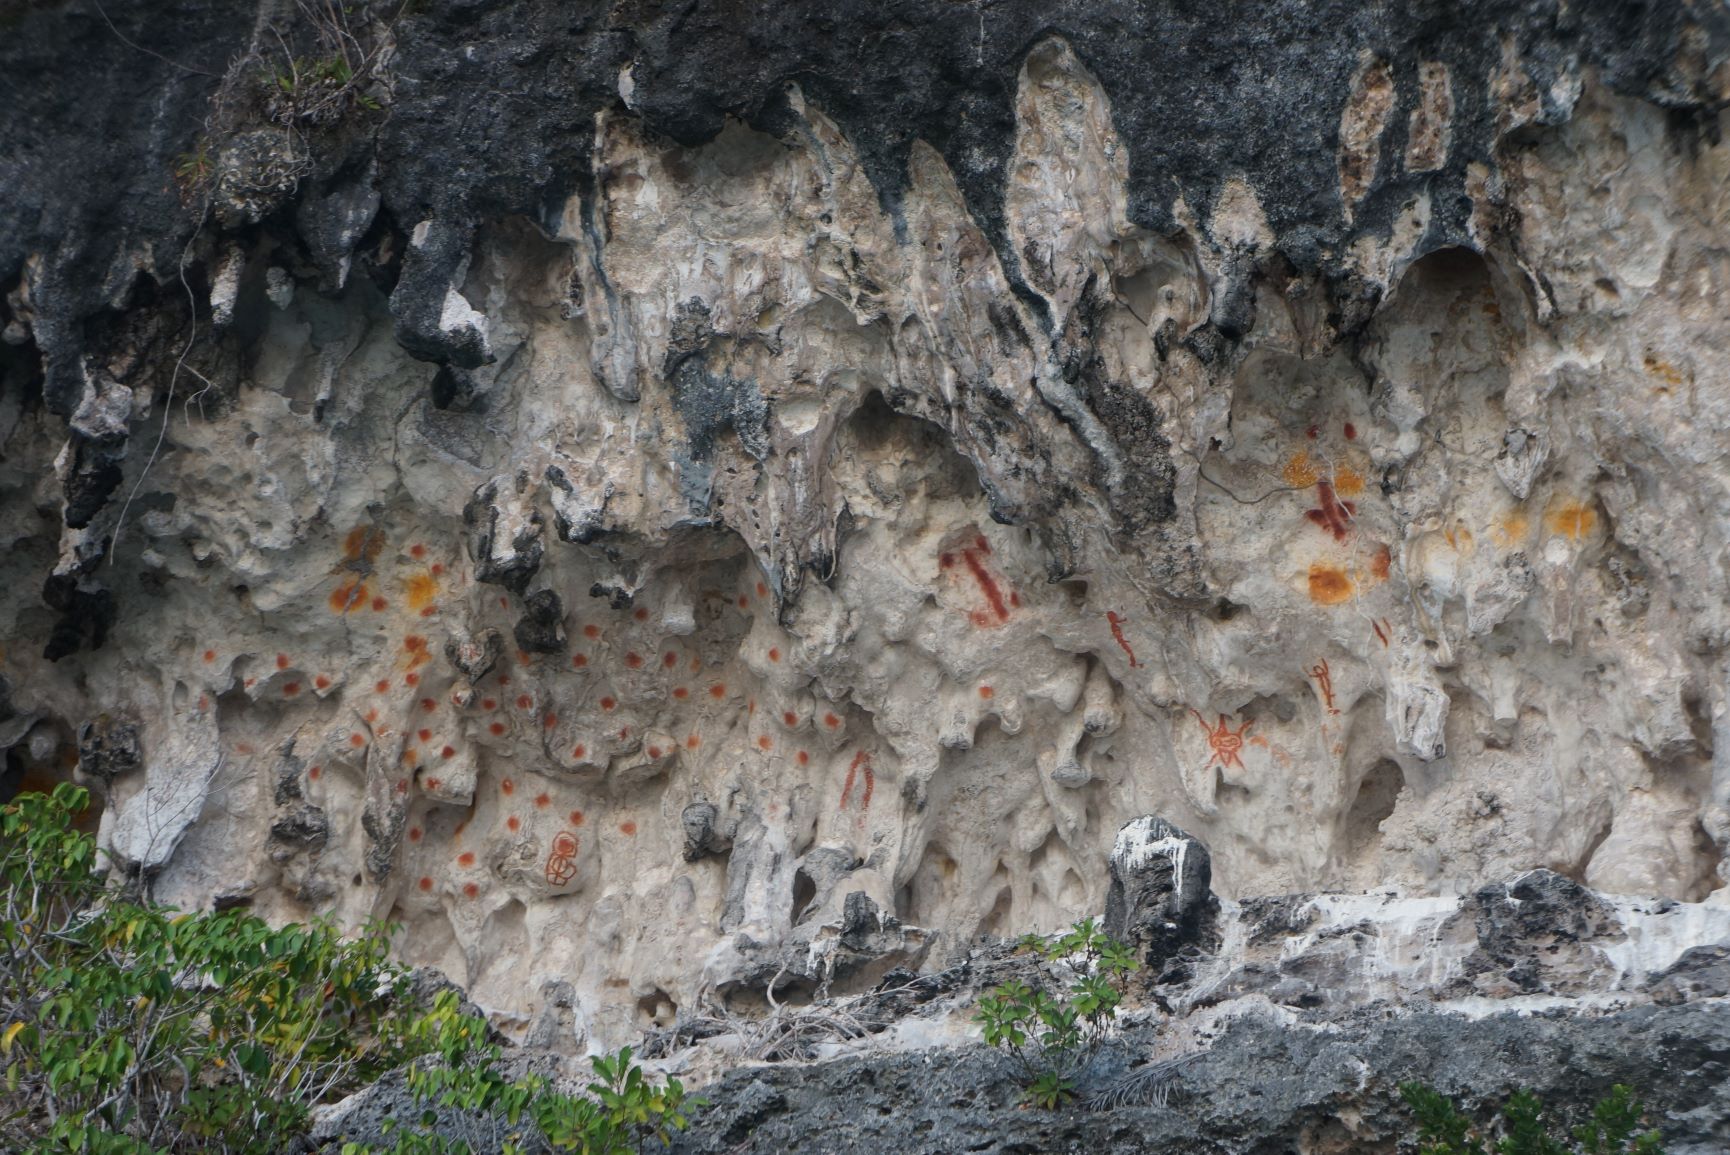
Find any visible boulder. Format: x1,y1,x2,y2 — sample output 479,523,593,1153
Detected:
1103,817,1219,978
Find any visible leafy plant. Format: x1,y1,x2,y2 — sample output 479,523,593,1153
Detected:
269,53,382,120
259,0,394,128
975,918,1138,1108
2,785,702,1154
1400,1082,1665,1155
344,997,699,1154
1,784,428,1154
172,138,213,200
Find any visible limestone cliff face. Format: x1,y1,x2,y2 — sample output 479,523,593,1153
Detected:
1,0,1728,1044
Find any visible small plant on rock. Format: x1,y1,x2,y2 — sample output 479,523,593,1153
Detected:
172,136,214,201
1399,1082,1665,1155
975,918,1138,1109
345,994,698,1154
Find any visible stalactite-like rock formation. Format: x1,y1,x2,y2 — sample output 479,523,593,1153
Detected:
1,0,1727,1054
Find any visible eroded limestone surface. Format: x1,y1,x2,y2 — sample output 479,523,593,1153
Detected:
1,2,1727,1047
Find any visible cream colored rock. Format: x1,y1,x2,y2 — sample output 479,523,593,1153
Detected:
0,40,1726,1046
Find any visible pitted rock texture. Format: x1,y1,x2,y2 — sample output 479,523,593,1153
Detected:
314,999,1730,1155
660,1003,1730,1155
1185,867,1730,1014
1,0,1729,1043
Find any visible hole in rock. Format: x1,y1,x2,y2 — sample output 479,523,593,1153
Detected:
635,989,678,1029
3,741,103,835
1390,245,1495,300
1344,758,1404,860
980,881,1014,941
1110,265,1182,328
789,867,817,926
1208,598,1247,622
841,390,981,503
1683,690,1715,756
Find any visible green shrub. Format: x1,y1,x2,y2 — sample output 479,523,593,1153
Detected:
974,918,1138,1108
1400,1082,1665,1155
1,783,428,1153
346,995,699,1154
1,784,695,1154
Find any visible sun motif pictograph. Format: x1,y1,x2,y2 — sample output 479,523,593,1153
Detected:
1189,709,1253,771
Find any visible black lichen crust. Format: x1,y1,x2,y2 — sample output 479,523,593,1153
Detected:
0,0,1725,653
5,0,1726,394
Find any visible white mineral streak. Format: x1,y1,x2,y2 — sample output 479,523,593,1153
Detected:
1113,818,1190,900
1180,887,1730,1018
438,286,490,354
0,38,1726,1046
1277,893,1470,993
1596,895,1730,990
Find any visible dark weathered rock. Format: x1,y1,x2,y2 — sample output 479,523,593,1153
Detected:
307,997,1730,1153
4,0,1724,627
1103,817,1219,977
1648,945,1730,1007
391,216,493,369
76,713,142,785
464,475,546,595
294,158,382,294
40,575,115,662
1448,868,1626,998
664,1003,1730,1155
512,589,565,654
444,627,506,685
429,363,485,411
680,799,732,862
270,803,330,849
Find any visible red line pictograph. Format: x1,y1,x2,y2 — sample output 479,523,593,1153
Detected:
1308,659,1340,714
941,535,1014,627
545,831,579,885
1304,480,1356,542
1372,618,1391,647
1106,611,1140,668
1190,709,1253,772
840,750,875,811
